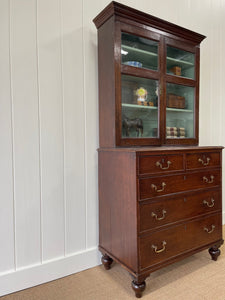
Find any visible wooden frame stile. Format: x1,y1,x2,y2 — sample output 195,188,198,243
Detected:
115,20,122,147
195,46,200,145
159,35,166,145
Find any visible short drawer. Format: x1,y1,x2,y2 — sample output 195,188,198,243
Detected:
186,152,220,170
139,170,221,200
139,154,184,175
139,190,221,233
139,213,222,270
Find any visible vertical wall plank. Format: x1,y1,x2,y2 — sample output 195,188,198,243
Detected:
61,0,86,254
10,0,41,268
209,2,220,146
218,0,224,145
83,0,102,248
218,0,225,216
0,0,15,273
197,0,219,146
37,0,65,260
205,0,216,145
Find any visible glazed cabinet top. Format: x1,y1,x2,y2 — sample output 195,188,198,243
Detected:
93,1,206,147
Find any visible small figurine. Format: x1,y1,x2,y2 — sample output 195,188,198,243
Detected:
170,66,181,76
123,117,143,137
136,87,148,106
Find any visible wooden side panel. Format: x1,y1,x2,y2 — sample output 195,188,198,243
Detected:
98,150,138,272
98,17,116,148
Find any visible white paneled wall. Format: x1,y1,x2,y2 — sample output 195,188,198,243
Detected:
0,0,225,296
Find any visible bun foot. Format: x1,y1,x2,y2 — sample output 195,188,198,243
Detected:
101,254,113,270
131,280,146,298
209,246,221,261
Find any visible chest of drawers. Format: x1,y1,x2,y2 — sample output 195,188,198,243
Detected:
98,146,223,298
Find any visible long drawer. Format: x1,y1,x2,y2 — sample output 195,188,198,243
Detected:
139,190,221,233
139,170,221,200
139,213,222,270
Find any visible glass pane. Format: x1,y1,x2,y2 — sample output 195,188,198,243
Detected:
121,33,158,71
166,83,195,139
167,46,195,79
121,75,159,138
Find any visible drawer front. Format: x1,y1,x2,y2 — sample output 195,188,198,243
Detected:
186,152,220,170
139,154,184,175
139,213,222,270
139,190,221,233
139,170,220,200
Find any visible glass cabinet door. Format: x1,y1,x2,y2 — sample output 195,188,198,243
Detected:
166,83,195,139
121,33,158,71
120,33,197,144
166,46,195,79
121,75,159,139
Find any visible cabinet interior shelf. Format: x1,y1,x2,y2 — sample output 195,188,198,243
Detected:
122,103,193,113
122,103,157,110
122,45,157,57
166,107,193,113
122,45,194,69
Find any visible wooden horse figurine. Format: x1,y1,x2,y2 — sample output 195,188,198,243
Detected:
122,117,143,137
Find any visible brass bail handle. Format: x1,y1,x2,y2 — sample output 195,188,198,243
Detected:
203,175,214,183
151,182,166,193
204,225,215,234
152,241,167,253
198,157,210,166
156,160,171,170
151,209,167,221
203,198,215,208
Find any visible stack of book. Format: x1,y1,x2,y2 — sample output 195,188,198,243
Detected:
166,126,186,138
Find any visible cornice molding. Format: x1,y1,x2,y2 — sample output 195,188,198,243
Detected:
93,1,206,45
